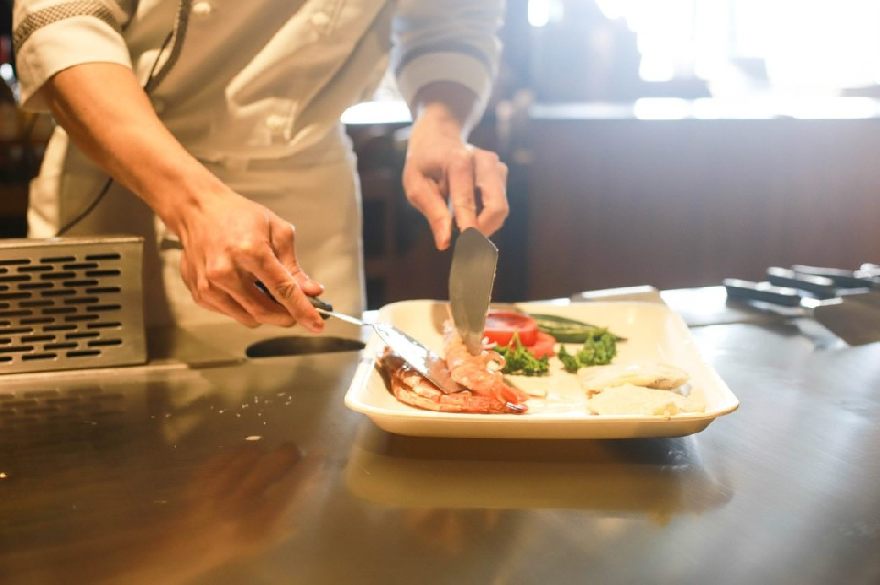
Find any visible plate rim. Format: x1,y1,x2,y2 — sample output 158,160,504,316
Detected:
344,299,740,434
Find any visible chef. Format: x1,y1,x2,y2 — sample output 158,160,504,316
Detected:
12,0,509,331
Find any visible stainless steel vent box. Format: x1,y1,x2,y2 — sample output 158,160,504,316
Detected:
0,237,146,374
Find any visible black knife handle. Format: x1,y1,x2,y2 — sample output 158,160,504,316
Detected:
254,281,333,319
308,296,334,314
791,264,876,289
724,279,802,307
766,267,837,299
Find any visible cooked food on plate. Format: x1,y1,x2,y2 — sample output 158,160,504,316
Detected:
578,363,691,395
580,363,705,415
376,323,529,414
484,310,556,359
376,307,704,417
587,384,704,416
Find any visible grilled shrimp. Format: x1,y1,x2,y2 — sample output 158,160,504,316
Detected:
378,351,526,414
443,322,529,405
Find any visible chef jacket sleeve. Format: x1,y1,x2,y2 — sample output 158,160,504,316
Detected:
392,0,504,115
13,0,133,112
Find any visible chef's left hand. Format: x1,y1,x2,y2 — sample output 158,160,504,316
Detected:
402,106,509,250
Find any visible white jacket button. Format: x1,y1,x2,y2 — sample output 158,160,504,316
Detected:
192,1,213,18
310,11,330,28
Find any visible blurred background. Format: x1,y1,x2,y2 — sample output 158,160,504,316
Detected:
3,0,880,308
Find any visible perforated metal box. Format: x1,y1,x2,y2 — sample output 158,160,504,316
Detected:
0,237,146,374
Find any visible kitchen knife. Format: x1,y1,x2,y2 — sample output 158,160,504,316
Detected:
724,278,880,345
766,267,838,299
791,264,880,290
449,227,499,355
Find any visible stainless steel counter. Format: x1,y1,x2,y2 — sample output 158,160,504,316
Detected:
1,290,879,584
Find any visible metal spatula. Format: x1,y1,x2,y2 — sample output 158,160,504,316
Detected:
309,300,456,392
256,282,454,390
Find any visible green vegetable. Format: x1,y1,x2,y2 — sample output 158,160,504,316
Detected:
557,329,618,373
493,333,550,376
529,313,626,343
557,345,580,372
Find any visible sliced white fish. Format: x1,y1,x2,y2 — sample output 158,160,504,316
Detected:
578,362,690,394
587,384,704,416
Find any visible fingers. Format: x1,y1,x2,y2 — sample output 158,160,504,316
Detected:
473,149,509,236
203,252,298,328
181,240,317,330
270,221,324,298
238,244,325,333
181,258,260,328
403,167,453,250
199,286,262,328
448,148,478,233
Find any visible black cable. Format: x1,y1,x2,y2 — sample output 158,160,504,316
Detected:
55,30,174,237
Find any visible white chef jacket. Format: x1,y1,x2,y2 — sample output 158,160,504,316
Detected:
12,0,503,327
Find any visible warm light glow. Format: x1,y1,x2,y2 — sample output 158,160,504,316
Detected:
528,0,552,28
341,101,412,125
596,0,880,95
633,98,690,119
0,63,14,83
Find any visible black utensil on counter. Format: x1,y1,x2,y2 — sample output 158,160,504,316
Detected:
791,264,880,290
723,278,880,346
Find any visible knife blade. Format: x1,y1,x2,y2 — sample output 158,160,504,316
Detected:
449,227,498,355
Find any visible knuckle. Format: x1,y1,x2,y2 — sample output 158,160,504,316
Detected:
451,149,473,169
277,314,296,327
204,264,233,283
275,280,299,302
493,201,510,218
404,188,423,206
195,278,212,297
277,225,296,249
231,240,258,260
247,300,269,316
481,150,500,164
256,309,293,327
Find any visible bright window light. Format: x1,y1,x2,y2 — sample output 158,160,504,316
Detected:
529,0,552,28
596,0,880,95
0,63,13,83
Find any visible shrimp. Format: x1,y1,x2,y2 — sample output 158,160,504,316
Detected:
378,351,526,414
442,322,530,406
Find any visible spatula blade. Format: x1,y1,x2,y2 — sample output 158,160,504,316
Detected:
372,323,454,391
449,228,498,355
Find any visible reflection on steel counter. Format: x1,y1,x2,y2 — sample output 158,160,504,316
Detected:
1,290,879,584
246,335,365,358
346,423,731,522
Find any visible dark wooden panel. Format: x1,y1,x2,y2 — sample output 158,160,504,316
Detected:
525,117,880,299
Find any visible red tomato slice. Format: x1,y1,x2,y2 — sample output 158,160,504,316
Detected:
483,310,538,346
526,331,557,358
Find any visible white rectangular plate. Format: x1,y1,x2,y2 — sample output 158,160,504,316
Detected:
344,300,739,439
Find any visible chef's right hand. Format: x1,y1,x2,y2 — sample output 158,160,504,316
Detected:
170,188,326,330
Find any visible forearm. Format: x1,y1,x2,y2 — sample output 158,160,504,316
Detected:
412,80,480,139
44,62,222,232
